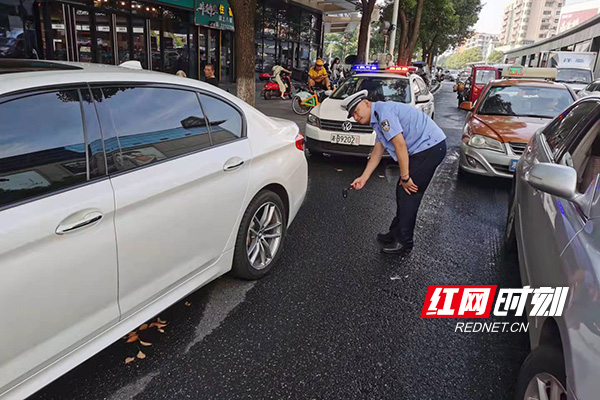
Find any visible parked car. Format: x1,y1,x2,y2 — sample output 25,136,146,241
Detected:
577,79,600,98
0,59,307,400
305,70,434,157
459,68,576,178
506,95,600,400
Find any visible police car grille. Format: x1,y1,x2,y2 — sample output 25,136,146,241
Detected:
320,119,373,134
509,142,527,156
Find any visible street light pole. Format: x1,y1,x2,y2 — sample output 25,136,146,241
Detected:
389,0,400,58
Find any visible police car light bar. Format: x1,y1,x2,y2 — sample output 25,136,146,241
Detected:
386,66,417,75
352,63,380,72
501,65,557,80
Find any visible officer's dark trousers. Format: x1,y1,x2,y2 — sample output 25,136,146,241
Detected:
389,140,447,247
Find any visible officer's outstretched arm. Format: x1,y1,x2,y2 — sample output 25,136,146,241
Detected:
351,142,384,190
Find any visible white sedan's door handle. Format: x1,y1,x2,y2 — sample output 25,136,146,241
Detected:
223,157,244,171
56,211,103,235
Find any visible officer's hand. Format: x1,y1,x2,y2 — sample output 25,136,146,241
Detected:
351,176,367,190
400,178,418,195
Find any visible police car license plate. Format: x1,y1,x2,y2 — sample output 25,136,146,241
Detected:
509,159,519,172
330,134,360,146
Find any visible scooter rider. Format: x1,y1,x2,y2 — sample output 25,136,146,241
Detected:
343,90,447,254
272,65,292,99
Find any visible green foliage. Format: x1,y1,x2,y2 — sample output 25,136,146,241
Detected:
445,48,483,69
487,50,503,63
324,32,358,62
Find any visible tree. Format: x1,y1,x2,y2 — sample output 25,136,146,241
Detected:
325,32,358,63
229,0,257,106
397,0,425,64
487,50,503,63
357,0,377,63
445,48,482,69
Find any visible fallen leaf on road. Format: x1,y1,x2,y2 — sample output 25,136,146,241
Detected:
185,301,191,306
157,317,167,324
125,357,135,364
158,329,165,334
137,351,146,359
335,168,343,172
378,175,384,178
127,331,137,337
139,340,152,347
149,322,167,329
139,324,148,331
126,334,139,343
390,276,402,280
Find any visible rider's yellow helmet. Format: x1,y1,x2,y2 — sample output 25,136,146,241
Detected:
315,59,324,66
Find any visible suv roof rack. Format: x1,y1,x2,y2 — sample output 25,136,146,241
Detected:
0,59,83,75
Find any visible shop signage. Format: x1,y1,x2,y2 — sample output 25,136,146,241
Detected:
157,0,195,10
195,0,234,31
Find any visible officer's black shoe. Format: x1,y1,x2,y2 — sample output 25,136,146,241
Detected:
377,232,395,244
381,241,413,254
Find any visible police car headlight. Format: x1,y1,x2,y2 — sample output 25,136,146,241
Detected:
307,113,321,127
468,134,505,153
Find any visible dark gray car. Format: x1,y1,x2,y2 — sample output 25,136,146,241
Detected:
506,96,600,400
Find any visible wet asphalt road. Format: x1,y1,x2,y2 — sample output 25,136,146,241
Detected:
30,82,529,400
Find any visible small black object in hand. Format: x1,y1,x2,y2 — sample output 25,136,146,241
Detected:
342,186,354,198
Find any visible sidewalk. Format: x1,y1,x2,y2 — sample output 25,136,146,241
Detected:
221,82,307,130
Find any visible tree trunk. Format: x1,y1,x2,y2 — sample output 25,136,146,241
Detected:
397,10,408,64
357,0,376,63
229,0,256,106
403,0,424,65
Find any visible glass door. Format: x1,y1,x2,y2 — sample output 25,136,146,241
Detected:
150,18,161,71
95,12,114,64
49,3,68,60
115,14,129,64
220,30,232,82
73,8,93,62
131,17,147,68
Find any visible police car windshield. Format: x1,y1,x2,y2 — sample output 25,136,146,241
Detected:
556,68,592,84
331,76,411,103
478,86,574,119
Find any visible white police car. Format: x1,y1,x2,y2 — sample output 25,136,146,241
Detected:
305,67,435,157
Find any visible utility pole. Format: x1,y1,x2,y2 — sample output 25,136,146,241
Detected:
388,0,400,58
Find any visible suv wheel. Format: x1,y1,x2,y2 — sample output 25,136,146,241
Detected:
232,190,287,280
514,346,566,400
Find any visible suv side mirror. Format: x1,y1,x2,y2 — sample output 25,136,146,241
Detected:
525,163,588,209
460,101,473,111
416,94,430,104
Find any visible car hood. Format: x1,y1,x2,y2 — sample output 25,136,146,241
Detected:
313,98,354,121
474,114,549,142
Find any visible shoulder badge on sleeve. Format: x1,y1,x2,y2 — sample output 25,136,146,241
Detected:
380,119,390,132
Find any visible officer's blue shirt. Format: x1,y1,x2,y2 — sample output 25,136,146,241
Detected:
369,101,446,161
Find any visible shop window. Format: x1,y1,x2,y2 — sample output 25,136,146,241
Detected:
0,0,39,59
95,87,211,173
45,2,68,60
199,94,243,144
150,18,161,71
95,12,114,65
0,90,87,208
162,9,190,75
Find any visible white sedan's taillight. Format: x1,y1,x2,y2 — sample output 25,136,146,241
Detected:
295,133,305,151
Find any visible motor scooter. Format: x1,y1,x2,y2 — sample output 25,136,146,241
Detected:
261,73,292,100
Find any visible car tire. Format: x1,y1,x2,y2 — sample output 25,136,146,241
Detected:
514,345,566,400
231,190,287,280
505,182,517,254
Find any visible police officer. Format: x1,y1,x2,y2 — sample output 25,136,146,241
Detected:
342,90,447,254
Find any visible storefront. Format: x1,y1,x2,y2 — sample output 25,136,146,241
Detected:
254,0,323,74
1,0,198,77
194,0,234,82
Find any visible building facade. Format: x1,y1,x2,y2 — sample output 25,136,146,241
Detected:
558,0,600,34
1,0,342,82
501,0,564,48
463,32,500,60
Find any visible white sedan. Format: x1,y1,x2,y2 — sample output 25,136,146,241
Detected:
305,72,435,157
0,60,307,400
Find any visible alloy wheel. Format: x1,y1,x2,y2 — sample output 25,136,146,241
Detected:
246,202,283,270
523,373,567,400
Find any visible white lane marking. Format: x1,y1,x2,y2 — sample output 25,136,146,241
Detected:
107,372,158,400
185,278,256,353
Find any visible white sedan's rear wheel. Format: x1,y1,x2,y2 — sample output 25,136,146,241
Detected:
232,190,287,280
514,346,566,400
